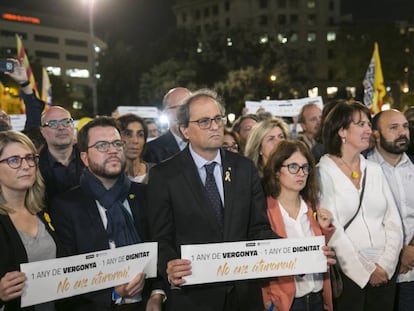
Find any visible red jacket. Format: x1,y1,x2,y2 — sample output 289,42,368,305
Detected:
262,197,334,311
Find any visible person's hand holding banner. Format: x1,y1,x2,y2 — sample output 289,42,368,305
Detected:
166,259,192,286
114,271,145,298
180,236,327,286
19,242,157,307
0,271,26,302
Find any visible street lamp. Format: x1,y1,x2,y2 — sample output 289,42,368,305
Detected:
88,0,98,116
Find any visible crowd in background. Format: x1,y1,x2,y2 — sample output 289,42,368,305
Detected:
0,60,414,311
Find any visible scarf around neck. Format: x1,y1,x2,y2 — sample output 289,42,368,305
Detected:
80,168,141,247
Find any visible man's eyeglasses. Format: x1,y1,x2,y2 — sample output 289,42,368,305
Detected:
42,118,73,129
0,154,39,169
189,115,227,129
87,140,124,152
281,163,311,175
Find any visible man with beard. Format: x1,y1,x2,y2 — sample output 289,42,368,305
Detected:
40,106,85,205
51,117,165,310
368,109,414,311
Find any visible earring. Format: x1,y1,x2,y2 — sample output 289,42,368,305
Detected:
341,137,346,144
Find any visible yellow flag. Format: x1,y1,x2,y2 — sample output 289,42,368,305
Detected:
363,42,386,114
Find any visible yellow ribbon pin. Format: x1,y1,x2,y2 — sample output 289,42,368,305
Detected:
224,167,231,182
44,212,55,231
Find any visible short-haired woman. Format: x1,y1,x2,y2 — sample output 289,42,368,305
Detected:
318,101,403,311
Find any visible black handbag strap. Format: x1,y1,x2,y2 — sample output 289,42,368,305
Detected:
343,167,367,231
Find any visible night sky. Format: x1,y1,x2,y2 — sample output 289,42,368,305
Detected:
2,0,414,48
1,0,176,48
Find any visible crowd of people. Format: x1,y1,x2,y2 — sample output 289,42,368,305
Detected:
0,60,413,311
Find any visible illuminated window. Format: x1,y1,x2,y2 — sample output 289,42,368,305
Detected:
308,87,318,97
327,86,338,97
290,33,298,42
46,66,61,76
307,33,316,42
259,34,269,44
307,0,316,8
277,33,288,44
65,68,90,78
327,31,336,41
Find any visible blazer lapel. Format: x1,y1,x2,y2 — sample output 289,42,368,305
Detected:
180,149,223,232
127,187,145,242
0,214,28,265
221,150,237,238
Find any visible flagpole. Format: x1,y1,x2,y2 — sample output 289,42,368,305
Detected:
88,0,98,116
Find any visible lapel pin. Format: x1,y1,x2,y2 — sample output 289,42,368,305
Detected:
129,194,135,200
44,212,55,231
225,167,231,182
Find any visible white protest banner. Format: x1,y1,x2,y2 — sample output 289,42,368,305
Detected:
181,236,326,285
244,101,263,114
20,242,157,307
245,97,323,117
116,106,160,118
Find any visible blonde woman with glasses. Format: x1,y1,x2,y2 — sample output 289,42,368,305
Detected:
0,131,61,310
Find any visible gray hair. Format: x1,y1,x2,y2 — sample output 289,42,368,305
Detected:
177,88,225,128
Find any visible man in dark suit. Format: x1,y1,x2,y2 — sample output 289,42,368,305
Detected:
143,87,191,163
147,89,276,310
51,117,164,311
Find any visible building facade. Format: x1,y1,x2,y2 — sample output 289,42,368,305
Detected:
173,0,341,94
0,8,105,100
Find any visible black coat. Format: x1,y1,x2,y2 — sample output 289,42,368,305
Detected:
147,147,276,310
0,211,61,311
51,182,163,311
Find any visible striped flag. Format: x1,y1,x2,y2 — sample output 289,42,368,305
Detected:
41,67,52,107
16,34,39,104
363,42,386,114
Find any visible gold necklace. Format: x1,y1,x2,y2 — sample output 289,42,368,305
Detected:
340,157,359,179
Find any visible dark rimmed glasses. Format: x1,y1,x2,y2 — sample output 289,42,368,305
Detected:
42,118,74,129
189,115,227,129
87,140,124,152
0,154,39,169
281,163,311,175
